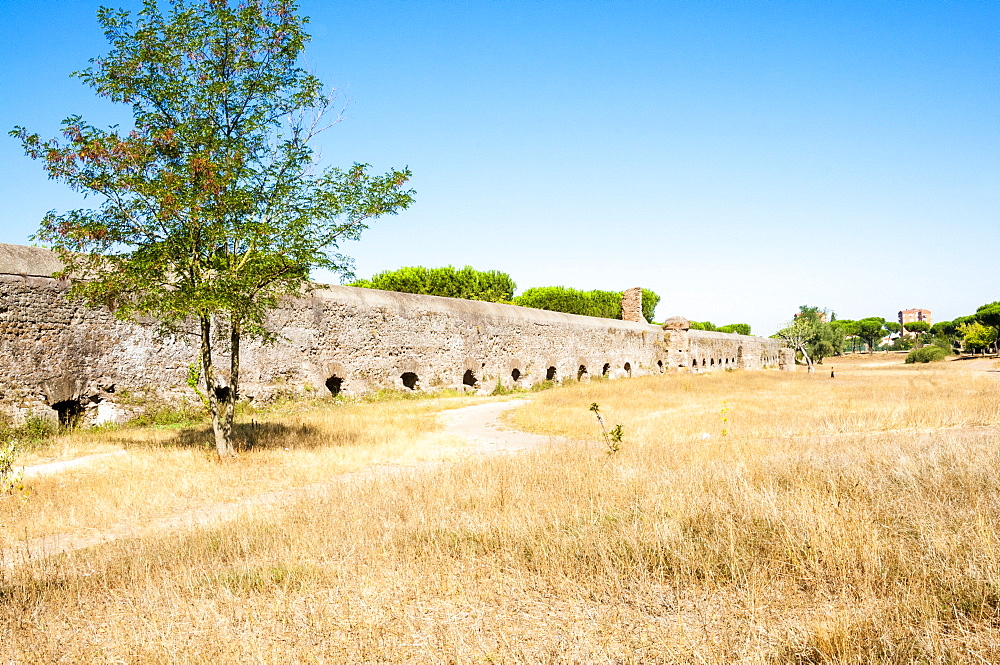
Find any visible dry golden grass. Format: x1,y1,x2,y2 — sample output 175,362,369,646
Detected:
508,356,1000,443
1,396,479,550
3,359,1000,663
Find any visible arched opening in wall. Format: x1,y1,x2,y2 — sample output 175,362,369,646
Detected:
463,369,478,388
325,375,343,397
546,366,557,381
401,372,419,390
577,365,587,380
701,358,706,367
52,399,84,429
658,360,664,373
624,362,632,377
511,368,521,382
710,358,714,366
602,363,610,377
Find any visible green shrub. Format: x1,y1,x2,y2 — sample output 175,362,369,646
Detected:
890,336,914,351
514,286,660,323
905,346,947,363
514,286,621,319
640,290,660,324
350,265,516,303
718,323,751,335
932,334,953,353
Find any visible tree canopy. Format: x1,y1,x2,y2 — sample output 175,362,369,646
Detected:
12,0,414,456
855,318,887,353
904,321,930,334
775,306,842,368
960,321,997,353
513,287,623,320
351,266,515,303
717,323,752,336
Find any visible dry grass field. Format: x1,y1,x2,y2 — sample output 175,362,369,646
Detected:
3,356,1000,663
0,395,478,551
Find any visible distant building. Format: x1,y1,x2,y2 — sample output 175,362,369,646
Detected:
899,308,932,326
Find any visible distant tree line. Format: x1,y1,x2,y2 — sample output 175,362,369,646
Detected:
688,321,752,335
774,300,1000,367
925,301,1000,355
350,266,516,303
349,265,661,323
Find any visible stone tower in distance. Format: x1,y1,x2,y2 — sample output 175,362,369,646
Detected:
621,287,643,323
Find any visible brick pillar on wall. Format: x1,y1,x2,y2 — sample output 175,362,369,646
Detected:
621,287,643,323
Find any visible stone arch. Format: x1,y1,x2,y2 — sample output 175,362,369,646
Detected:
658,359,664,373
602,363,611,376
546,366,557,381
462,369,478,388
325,376,343,396
624,362,632,377
401,372,419,390
41,376,91,430
504,358,525,384
318,362,350,396
577,365,588,380
52,399,84,429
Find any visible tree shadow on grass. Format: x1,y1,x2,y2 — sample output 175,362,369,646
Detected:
164,421,330,451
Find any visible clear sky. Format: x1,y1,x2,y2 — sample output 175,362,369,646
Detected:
1,1,997,335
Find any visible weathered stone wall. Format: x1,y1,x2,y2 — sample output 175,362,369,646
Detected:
0,242,788,425
658,318,784,373
621,287,643,323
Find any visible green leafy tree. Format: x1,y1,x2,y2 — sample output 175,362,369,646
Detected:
931,321,958,341
791,306,842,363
774,317,817,372
640,289,660,324
12,0,414,457
884,321,901,335
688,321,717,331
904,321,930,335
351,266,515,302
855,318,887,354
514,286,621,319
975,302,1000,353
959,321,997,354
513,286,660,323
717,323,751,335
832,319,860,353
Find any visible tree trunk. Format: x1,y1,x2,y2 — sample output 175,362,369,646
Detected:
201,314,236,458
801,346,815,373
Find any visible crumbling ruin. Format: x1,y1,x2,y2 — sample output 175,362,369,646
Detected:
0,242,789,426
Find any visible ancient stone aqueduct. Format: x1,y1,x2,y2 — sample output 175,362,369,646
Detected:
0,242,791,426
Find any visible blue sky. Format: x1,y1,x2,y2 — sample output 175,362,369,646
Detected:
1,1,997,334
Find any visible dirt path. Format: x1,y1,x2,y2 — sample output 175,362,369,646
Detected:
20,450,128,479
2,400,560,569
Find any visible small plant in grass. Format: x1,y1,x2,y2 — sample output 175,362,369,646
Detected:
720,401,730,436
589,402,623,454
21,415,57,442
0,425,28,498
491,379,513,396
0,436,21,494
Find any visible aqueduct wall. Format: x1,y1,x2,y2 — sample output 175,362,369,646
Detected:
0,243,789,425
